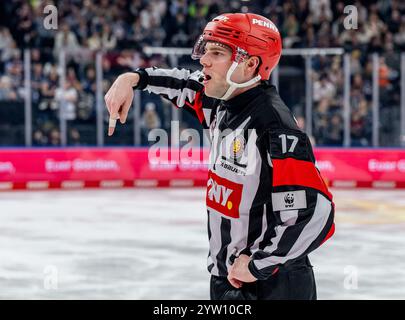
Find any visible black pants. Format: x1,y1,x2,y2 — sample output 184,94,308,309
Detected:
210,256,317,300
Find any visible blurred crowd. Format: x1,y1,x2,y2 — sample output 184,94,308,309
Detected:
0,0,404,146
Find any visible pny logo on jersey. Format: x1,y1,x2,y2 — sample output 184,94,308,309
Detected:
206,171,243,219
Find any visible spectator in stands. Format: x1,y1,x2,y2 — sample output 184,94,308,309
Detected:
378,56,391,89
141,102,162,145
351,98,371,146
309,0,332,25
88,31,102,51
313,97,330,145
55,80,78,121
15,2,35,47
324,113,343,146
33,129,48,146
39,65,58,111
0,75,17,100
282,14,300,48
53,22,80,58
69,128,81,146
83,66,96,94
364,13,386,42
101,24,117,50
0,27,16,71
31,62,44,104
66,67,83,92
48,128,61,146
313,73,336,103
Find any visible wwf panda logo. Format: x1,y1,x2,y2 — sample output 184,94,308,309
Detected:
284,193,294,207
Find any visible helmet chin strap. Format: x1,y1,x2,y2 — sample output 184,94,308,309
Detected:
219,61,262,100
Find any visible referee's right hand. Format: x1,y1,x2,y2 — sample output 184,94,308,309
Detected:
104,72,140,136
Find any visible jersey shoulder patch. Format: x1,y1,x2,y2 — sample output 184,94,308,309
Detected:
268,128,312,162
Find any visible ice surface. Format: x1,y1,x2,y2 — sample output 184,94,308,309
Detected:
0,188,404,299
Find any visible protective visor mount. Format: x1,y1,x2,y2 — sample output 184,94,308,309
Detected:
191,36,261,100
191,35,246,63
191,35,206,60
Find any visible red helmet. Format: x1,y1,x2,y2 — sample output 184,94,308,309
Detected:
192,13,282,81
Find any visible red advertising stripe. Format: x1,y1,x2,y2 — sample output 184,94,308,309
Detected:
314,148,405,181
272,158,332,199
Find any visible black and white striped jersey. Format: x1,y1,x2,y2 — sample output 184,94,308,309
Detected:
134,67,335,280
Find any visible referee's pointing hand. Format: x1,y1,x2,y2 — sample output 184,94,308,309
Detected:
104,72,140,136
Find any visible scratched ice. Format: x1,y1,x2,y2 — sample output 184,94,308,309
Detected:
0,188,404,299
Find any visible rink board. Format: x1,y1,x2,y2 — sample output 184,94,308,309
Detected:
1,147,405,190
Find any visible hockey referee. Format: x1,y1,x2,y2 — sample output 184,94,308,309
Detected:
104,13,335,300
